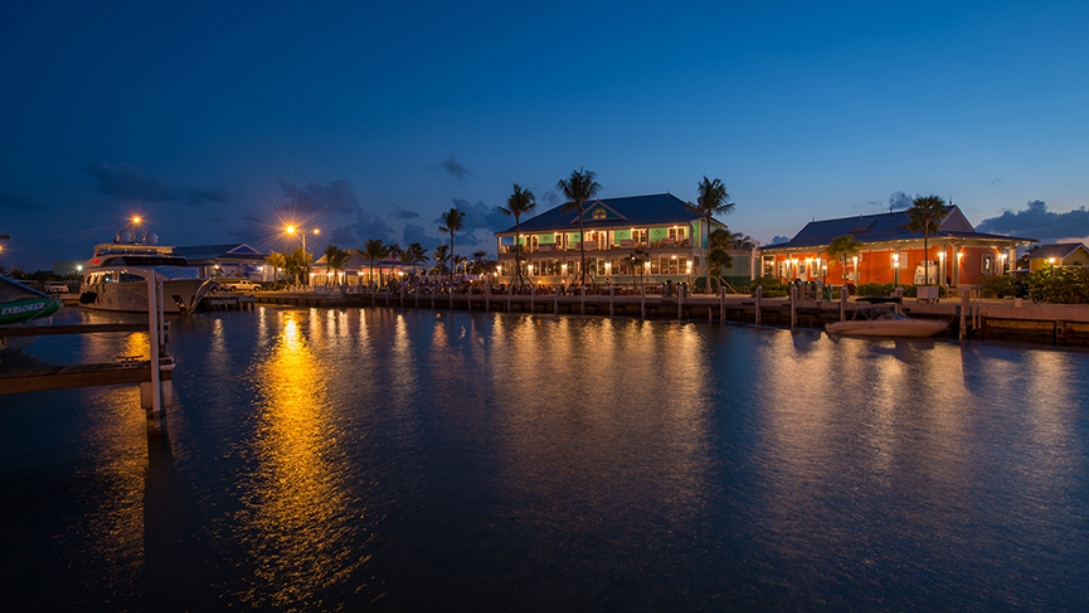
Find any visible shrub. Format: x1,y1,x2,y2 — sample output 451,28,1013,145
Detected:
978,275,1017,298
748,275,787,297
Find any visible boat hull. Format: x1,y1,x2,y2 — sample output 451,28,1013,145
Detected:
79,278,215,314
826,319,949,338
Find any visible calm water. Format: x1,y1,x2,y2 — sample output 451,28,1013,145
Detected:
2,306,1087,612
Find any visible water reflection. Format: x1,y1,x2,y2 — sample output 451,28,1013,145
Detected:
234,311,360,610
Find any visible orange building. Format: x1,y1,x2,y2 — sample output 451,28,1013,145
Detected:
760,207,1034,288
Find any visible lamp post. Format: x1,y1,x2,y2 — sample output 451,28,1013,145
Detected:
285,225,320,284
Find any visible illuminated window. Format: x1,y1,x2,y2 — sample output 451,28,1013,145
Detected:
593,208,607,220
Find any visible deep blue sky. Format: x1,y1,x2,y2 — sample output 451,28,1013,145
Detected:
2,1,1087,269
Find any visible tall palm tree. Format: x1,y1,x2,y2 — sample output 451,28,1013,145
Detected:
323,245,351,285
906,195,950,286
827,234,862,286
499,184,536,287
691,177,735,293
470,250,489,275
439,207,466,285
386,242,404,262
558,168,601,286
360,238,388,287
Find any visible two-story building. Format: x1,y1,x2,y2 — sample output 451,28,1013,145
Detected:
494,193,757,287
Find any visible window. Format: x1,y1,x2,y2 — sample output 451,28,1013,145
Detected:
593,208,607,220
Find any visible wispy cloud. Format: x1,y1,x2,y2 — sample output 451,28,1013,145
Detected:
389,203,420,220
976,199,1089,240
85,162,229,206
0,192,44,211
440,155,471,180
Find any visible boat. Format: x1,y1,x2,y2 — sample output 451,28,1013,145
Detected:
78,230,216,314
825,298,949,338
0,276,64,354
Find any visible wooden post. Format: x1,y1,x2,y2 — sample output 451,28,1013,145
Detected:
400,286,405,308
415,287,419,309
485,284,490,312
960,288,969,339
678,285,684,320
609,285,614,317
580,287,586,315
467,283,472,312
755,286,762,325
554,285,559,315
720,286,726,322
640,285,646,320
790,284,797,328
530,283,535,313
430,288,435,310
840,286,847,322
895,286,903,315
507,284,512,312
449,285,453,310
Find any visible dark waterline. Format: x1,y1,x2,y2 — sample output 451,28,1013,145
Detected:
2,307,1088,612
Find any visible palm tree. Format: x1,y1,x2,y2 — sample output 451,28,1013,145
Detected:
691,177,735,293
360,238,388,287
386,242,404,262
705,228,735,293
558,168,601,286
906,195,950,286
432,244,451,276
439,207,466,285
499,184,536,287
266,251,287,284
470,250,489,275
322,245,351,285
826,234,862,286
403,242,429,266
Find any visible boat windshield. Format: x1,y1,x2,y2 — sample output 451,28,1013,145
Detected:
101,255,189,267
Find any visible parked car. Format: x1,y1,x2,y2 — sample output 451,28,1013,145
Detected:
217,279,261,292
44,281,69,294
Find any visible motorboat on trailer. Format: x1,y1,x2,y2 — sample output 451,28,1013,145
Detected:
825,297,950,338
79,230,216,314
0,276,63,354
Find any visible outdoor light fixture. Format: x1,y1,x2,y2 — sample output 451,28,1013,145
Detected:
892,253,900,268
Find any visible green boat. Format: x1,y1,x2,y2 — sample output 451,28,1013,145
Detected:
0,277,63,354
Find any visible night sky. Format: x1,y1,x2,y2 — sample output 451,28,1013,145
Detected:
2,1,1087,270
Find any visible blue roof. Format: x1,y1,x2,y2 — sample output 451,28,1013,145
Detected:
500,193,714,234
762,207,1035,251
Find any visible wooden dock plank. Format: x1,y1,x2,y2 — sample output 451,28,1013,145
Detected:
0,323,150,338
0,361,173,395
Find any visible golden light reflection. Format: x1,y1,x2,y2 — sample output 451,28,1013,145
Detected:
236,311,360,609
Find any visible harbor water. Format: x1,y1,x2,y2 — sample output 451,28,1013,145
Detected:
2,307,1087,611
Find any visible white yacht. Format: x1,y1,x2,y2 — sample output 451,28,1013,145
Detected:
79,230,216,314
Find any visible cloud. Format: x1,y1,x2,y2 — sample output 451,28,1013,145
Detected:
990,178,1003,186
351,207,393,243
325,226,358,247
276,179,358,215
541,189,561,208
445,198,510,233
85,162,229,206
0,192,44,211
888,191,914,211
976,200,1089,240
389,203,420,220
402,224,444,250
185,188,230,205
770,235,790,245
440,155,471,180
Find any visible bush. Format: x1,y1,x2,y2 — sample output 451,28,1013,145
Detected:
978,275,1017,298
855,283,947,298
747,275,787,297
1027,268,1089,303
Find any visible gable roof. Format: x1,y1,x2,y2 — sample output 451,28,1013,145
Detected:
174,244,267,261
500,193,712,234
1025,243,1089,260
762,206,1035,251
